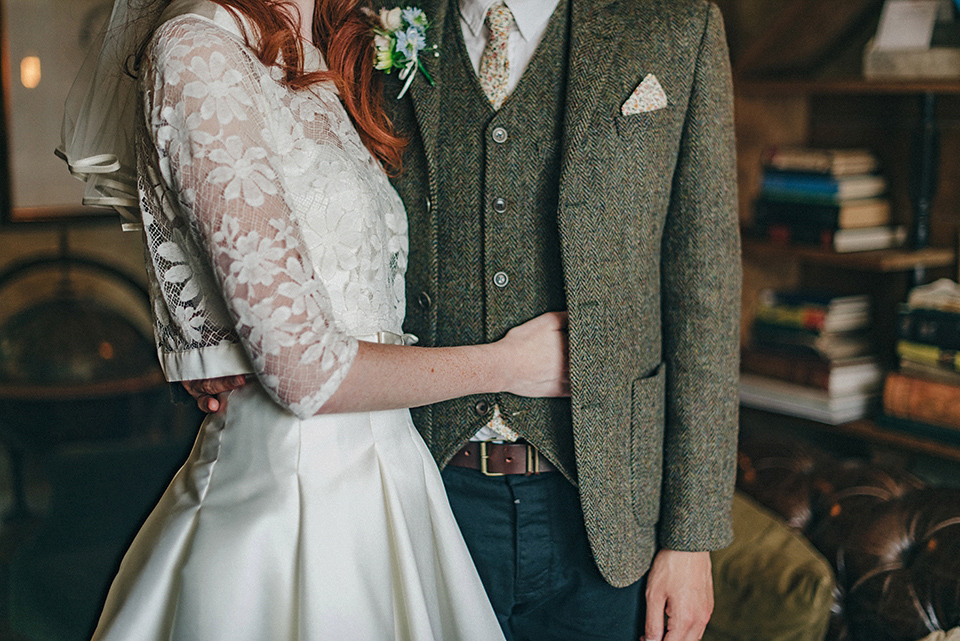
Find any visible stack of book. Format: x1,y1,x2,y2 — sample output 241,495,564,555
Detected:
879,279,960,445
739,289,883,424
753,147,906,253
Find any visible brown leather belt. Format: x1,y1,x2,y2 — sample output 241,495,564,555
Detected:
448,442,557,476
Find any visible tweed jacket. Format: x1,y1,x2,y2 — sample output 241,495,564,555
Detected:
377,0,742,588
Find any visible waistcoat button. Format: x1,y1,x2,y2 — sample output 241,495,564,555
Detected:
492,197,507,213
417,291,432,309
425,197,432,213
492,127,508,144
493,271,509,288
475,400,491,416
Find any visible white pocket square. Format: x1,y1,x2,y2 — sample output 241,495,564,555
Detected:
621,73,667,115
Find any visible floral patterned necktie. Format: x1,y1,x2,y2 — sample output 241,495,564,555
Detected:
478,2,514,110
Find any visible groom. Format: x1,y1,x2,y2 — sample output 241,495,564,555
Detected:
382,0,740,638
191,0,740,638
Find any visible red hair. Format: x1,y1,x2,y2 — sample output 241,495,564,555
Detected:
211,0,406,172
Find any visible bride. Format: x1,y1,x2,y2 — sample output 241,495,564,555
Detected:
59,0,569,638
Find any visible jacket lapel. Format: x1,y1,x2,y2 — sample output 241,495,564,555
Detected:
558,0,666,230
405,0,448,185
561,0,627,157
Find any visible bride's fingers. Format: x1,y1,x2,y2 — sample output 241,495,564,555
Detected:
198,395,220,413
185,374,246,398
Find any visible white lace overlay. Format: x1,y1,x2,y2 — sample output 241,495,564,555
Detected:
136,12,408,417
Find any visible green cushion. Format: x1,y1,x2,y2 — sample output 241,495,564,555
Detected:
704,492,835,641
918,630,960,641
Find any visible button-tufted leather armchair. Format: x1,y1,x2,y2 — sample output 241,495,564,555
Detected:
736,434,960,641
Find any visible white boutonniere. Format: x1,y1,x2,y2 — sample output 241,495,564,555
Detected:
373,6,438,99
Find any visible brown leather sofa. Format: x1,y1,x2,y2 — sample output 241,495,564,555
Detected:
733,432,960,641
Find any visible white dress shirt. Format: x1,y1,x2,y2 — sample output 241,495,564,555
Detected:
458,0,563,98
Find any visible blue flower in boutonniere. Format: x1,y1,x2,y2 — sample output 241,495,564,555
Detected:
373,5,439,99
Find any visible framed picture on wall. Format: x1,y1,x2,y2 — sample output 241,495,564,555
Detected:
0,0,113,223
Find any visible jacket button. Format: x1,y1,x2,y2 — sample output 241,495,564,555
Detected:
492,197,507,213
425,197,432,213
417,291,432,309
475,400,491,416
492,127,508,143
493,271,509,288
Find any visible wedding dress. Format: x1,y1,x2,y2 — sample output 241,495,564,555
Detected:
89,3,505,639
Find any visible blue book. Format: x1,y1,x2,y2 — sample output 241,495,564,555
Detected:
762,171,887,200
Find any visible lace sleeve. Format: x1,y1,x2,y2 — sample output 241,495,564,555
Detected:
142,18,358,418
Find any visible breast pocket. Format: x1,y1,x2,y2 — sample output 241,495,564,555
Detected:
614,106,673,139
630,363,666,526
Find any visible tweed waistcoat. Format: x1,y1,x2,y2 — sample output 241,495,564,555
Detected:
408,0,575,477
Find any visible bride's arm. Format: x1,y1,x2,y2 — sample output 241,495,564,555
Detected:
185,310,569,414
319,311,568,413
147,21,567,418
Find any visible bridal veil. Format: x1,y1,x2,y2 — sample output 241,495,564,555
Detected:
58,0,174,229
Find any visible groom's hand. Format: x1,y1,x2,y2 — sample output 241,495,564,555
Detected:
644,549,713,641
182,375,248,413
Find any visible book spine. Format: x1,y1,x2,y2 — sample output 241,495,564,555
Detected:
766,290,866,308
761,188,842,206
761,173,886,201
740,350,830,390
763,223,834,248
753,321,874,361
755,200,842,228
755,304,827,331
883,372,960,429
897,340,960,373
897,308,960,351
763,148,878,176
762,224,903,252
752,320,825,338
899,360,960,386
762,174,838,194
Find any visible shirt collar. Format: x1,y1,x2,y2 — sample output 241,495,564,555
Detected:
459,0,555,42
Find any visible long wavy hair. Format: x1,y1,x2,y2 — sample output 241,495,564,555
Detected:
211,0,406,172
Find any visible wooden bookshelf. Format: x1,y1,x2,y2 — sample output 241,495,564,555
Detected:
741,239,956,272
729,0,960,471
740,406,960,464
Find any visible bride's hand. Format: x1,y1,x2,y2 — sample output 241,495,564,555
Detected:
497,311,570,398
182,375,248,412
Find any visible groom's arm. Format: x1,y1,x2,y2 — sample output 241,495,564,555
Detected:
646,3,740,641
658,0,740,556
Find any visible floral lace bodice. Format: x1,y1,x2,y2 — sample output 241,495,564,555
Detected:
136,7,408,418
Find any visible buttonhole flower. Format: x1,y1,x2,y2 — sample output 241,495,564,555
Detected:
372,6,439,99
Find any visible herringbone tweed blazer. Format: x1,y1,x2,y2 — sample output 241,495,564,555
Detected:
376,0,741,588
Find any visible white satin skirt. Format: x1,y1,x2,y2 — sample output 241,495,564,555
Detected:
90,383,505,641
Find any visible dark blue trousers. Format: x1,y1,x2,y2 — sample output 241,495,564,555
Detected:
441,466,645,641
